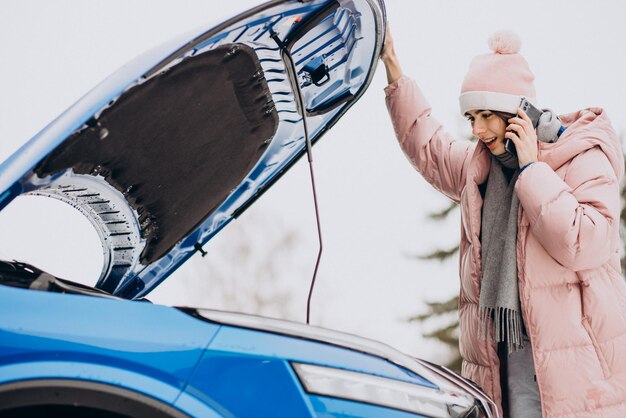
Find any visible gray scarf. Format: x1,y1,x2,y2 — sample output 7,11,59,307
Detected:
479,153,524,354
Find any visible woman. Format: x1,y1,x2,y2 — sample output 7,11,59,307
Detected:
382,28,626,417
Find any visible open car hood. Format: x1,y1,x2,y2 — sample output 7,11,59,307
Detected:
0,0,385,299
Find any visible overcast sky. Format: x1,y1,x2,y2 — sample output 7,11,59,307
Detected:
1,0,625,363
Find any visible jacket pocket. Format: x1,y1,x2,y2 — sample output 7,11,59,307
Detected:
581,315,611,379
577,269,612,379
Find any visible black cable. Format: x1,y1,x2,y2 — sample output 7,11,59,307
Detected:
270,31,323,325
305,146,323,325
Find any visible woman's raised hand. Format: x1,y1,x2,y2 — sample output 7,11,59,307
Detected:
381,23,403,84
381,24,395,63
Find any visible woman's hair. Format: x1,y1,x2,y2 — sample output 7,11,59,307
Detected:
492,110,515,126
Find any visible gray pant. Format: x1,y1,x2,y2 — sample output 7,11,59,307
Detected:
507,334,542,417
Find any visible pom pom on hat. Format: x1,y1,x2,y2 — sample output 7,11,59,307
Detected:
488,30,521,54
459,30,536,115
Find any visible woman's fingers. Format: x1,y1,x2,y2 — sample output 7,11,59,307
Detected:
507,122,524,135
504,131,520,145
506,108,538,167
381,23,394,60
509,116,531,136
517,107,532,123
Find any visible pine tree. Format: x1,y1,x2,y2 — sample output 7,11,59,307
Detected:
409,200,462,372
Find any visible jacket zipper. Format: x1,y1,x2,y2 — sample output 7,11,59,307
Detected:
578,276,612,379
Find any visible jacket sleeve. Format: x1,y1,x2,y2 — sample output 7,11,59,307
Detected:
385,76,473,203
515,147,621,271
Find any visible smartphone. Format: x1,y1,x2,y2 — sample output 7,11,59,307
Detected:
504,137,517,156
519,97,542,128
504,97,542,156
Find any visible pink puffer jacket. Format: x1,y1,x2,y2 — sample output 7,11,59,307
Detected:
385,76,626,417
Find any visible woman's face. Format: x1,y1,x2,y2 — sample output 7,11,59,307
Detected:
465,109,507,155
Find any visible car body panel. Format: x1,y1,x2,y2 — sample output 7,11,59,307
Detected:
0,282,492,417
206,326,433,386
0,285,217,397
184,353,313,417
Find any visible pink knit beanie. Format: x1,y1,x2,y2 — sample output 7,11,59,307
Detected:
459,30,536,115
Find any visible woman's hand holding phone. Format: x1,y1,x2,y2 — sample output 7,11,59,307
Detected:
506,108,539,168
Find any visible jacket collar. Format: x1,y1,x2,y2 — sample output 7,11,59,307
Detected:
538,108,623,181
469,141,492,187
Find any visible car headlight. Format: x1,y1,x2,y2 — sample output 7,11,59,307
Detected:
292,362,482,418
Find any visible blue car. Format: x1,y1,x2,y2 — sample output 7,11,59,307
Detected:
0,1,496,416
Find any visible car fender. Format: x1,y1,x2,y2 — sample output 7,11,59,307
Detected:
0,361,223,417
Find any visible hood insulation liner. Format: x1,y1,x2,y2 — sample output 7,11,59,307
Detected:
35,43,279,264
